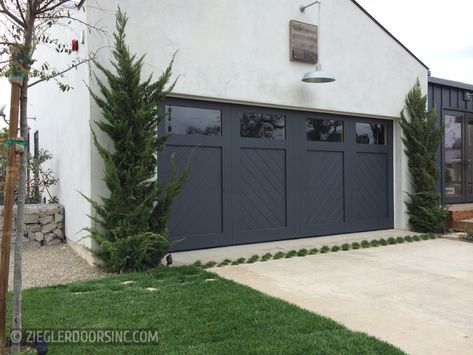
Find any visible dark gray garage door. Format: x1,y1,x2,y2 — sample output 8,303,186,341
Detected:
160,98,393,251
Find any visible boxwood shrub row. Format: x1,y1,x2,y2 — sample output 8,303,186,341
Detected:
192,234,437,269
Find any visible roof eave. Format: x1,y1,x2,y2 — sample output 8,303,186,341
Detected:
429,76,473,91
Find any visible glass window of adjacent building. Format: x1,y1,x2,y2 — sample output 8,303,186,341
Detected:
240,113,286,139
356,122,386,145
306,119,344,142
165,105,222,136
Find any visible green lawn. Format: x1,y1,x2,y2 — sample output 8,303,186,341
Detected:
9,266,404,354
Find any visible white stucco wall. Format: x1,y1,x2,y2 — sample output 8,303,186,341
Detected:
85,0,427,231
87,0,427,117
27,0,427,253
27,7,93,254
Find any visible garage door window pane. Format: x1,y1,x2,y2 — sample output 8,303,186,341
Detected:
356,123,386,144
240,113,285,139
306,119,344,142
165,105,222,136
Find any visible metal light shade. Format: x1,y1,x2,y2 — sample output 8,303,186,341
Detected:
302,68,335,83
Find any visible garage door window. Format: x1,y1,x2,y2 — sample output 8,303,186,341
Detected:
240,113,286,140
165,105,222,136
306,119,344,142
356,122,386,145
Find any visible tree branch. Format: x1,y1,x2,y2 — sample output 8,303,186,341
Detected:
36,14,106,34
36,0,72,15
15,0,26,25
0,41,19,46
0,0,25,27
28,53,97,88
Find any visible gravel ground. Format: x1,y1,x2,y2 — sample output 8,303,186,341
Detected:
8,243,108,289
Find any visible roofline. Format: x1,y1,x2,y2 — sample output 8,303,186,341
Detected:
350,0,429,70
429,77,473,91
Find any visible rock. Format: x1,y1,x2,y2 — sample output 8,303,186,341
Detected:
23,214,39,224
42,222,57,234
39,216,53,225
35,232,44,241
45,233,55,242
39,205,60,215
24,206,38,215
39,205,49,213
28,224,41,233
0,204,64,246
53,229,64,239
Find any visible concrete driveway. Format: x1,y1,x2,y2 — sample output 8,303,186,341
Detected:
213,239,473,355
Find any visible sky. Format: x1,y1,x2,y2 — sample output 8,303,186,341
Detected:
356,0,473,83
1,0,473,114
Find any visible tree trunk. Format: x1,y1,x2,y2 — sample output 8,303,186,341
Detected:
0,82,20,355
12,12,34,352
11,79,28,354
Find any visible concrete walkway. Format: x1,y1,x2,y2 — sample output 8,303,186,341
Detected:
213,239,473,355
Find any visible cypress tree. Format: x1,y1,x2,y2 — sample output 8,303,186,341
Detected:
400,80,447,233
86,9,188,272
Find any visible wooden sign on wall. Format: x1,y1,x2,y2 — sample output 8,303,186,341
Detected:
289,20,318,64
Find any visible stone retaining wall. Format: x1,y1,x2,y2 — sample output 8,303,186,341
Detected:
0,204,65,245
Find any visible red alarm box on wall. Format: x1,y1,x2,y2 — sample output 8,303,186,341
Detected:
71,39,79,52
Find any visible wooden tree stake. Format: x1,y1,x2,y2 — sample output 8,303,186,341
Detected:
0,82,21,354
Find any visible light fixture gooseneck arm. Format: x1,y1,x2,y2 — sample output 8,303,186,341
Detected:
300,1,320,13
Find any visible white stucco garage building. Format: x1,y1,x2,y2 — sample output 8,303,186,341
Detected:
26,0,428,258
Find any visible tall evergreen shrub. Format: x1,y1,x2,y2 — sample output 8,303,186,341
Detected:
400,80,447,232
86,9,188,272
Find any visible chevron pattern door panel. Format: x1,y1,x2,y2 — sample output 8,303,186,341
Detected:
239,148,287,231
165,145,223,236
304,151,345,226
354,152,388,220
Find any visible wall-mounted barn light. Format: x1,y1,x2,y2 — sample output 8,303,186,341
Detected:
300,1,335,83
465,92,472,101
